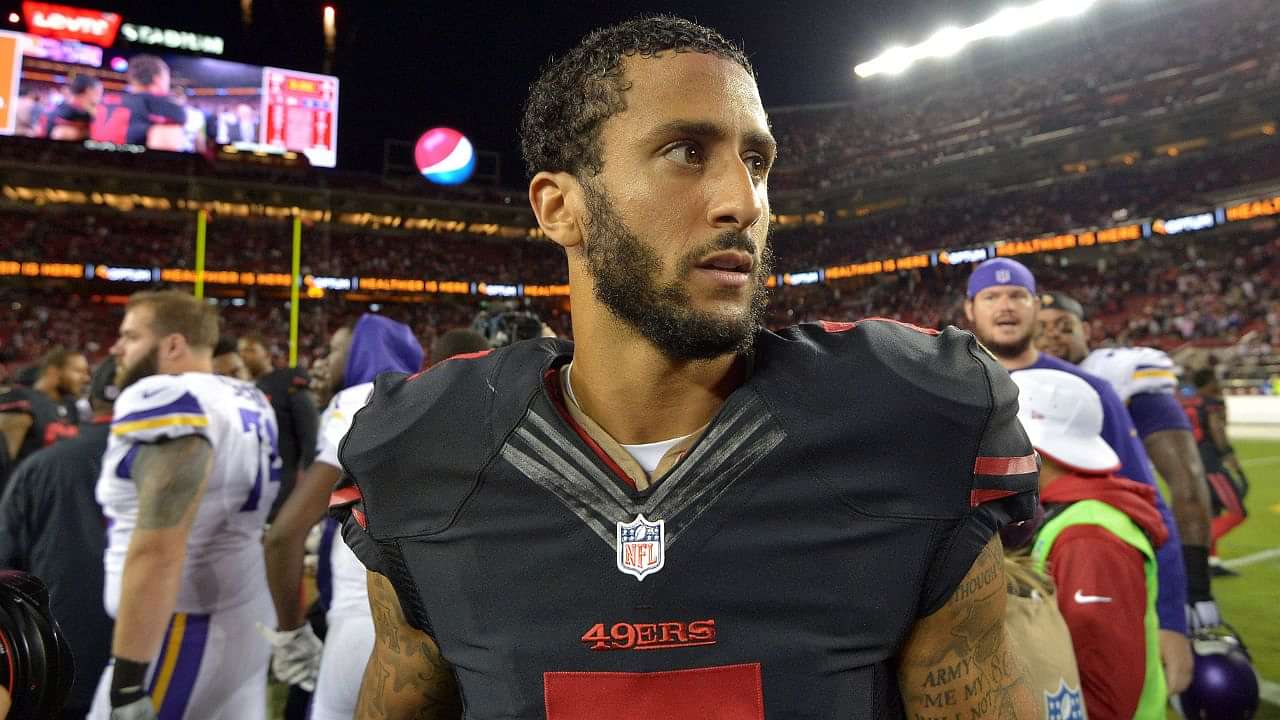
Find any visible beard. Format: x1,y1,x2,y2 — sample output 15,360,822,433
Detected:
116,345,160,390
980,327,1036,361
580,181,773,362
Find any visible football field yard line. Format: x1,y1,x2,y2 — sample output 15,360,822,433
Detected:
1221,547,1280,569
1261,678,1280,707
1241,455,1280,468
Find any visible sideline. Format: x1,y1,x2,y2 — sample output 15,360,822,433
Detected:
1260,678,1280,707
1221,547,1280,569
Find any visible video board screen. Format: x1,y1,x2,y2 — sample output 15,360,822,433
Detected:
2,31,338,167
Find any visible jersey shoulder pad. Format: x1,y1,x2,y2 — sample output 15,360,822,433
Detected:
316,383,374,467
762,320,1037,520
111,374,211,444
0,385,40,415
273,366,310,391
1083,346,1177,401
771,319,990,417
339,339,566,539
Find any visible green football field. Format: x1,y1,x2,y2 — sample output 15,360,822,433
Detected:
1199,438,1280,718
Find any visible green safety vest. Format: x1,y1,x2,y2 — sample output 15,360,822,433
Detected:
1032,499,1167,719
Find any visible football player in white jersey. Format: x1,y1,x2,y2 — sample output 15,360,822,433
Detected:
90,291,281,720
1036,291,1222,630
264,314,439,720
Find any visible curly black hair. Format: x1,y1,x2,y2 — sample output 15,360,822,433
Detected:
520,15,754,180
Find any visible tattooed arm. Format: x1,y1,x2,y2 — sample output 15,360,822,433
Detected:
358,571,461,720
897,535,1037,720
112,436,213,664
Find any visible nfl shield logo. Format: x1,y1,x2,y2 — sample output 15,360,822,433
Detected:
995,269,1012,283
1044,679,1084,720
617,514,665,581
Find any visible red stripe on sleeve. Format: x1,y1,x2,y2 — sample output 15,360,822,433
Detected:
969,488,1020,508
973,454,1038,476
818,318,941,336
329,486,361,509
408,348,494,382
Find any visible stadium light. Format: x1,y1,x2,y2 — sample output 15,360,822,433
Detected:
323,5,336,71
921,27,966,58
855,0,1103,78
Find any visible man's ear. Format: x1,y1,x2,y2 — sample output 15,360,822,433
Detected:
159,334,186,362
963,299,975,324
1080,320,1092,340
529,171,584,250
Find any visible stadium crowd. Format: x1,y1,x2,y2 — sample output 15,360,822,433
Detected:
0,209,569,284
768,230,1280,352
4,133,1279,306
2,226,1274,379
770,140,1280,270
768,0,1280,191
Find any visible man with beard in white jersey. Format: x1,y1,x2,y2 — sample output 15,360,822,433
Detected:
90,291,281,720
263,314,434,720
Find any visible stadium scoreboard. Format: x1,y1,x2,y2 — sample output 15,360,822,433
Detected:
262,68,339,169
2,2,341,167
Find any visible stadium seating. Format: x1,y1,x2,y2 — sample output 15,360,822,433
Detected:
2,223,1273,381
768,0,1280,192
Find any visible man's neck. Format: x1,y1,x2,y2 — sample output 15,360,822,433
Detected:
568,299,744,445
995,346,1039,373
163,357,214,376
1038,460,1067,492
33,376,60,401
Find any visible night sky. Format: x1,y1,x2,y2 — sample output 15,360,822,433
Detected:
9,0,1028,178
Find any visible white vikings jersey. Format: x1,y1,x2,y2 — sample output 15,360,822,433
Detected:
316,382,374,617
1080,346,1179,404
97,372,281,617
311,382,375,720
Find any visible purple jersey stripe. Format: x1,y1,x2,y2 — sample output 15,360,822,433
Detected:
147,619,177,695
1129,392,1193,437
113,392,204,426
157,613,210,720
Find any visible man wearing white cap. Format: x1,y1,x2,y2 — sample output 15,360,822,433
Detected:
1016,369,1170,720
964,256,1194,693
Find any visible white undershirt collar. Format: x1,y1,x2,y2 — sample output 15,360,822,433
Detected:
563,362,694,475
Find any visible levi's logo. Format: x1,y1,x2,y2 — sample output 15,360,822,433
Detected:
581,619,717,651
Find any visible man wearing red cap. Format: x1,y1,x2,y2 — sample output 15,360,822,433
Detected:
1015,369,1169,720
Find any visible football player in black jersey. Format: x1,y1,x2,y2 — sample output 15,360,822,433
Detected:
239,333,319,521
331,16,1038,719
48,75,102,142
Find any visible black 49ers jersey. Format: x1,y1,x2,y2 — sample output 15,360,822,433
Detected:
333,320,1037,719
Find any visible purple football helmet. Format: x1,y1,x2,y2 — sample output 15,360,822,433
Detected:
1177,628,1260,720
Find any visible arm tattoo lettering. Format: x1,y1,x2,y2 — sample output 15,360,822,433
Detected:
357,572,461,720
899,538,1037,720
133,436,213,530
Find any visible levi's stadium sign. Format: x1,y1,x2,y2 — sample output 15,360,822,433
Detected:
21,2,224,55
120,23,224,55
22,2,121,46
